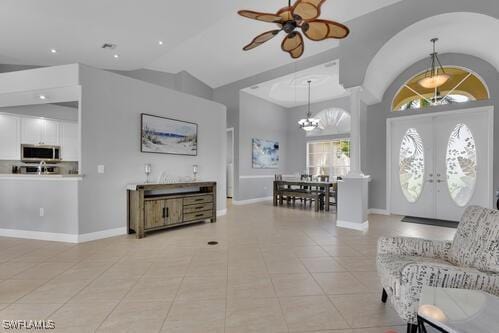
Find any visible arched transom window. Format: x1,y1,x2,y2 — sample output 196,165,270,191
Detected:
392,67,489,112
306,108,351,137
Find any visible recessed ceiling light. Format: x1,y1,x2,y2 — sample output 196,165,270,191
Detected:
50,49,57,54
324,61,337,68
39,94,47,100
158,40,164,45
113,54,119,59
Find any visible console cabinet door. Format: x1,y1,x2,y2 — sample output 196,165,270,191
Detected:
144,200,165,229
165,199,183,225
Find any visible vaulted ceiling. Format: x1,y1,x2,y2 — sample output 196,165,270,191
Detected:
0,0,403,88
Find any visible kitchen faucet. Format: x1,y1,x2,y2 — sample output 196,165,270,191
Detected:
37,160,47,175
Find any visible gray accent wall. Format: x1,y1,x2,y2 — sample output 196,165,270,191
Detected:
78,65,227,234
365,53,499,210
237,92,288,201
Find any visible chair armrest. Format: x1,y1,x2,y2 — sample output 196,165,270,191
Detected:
377,237,452,259
401,262,499,295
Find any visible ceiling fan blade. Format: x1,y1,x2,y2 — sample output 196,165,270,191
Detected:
292,0,326,21
276,7,293,22
324,20,350,39
238,10,283,23
281,31,304,58
290,43,304,59
243,30,281,51
302,20,329,41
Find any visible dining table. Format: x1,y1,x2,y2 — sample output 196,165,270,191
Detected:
273,179,336,211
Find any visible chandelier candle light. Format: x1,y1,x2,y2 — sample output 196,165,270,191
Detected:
418,38,450,89
298,80,320,131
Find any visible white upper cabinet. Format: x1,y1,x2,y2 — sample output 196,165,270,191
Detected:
60,122,79,161
21,118,59,145
0,114,20,160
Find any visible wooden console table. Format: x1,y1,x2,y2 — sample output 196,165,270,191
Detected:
127,181,216,239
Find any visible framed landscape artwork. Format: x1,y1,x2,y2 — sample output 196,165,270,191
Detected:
252,138,279,169
141,113,198,156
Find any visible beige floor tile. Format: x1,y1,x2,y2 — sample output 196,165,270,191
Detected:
99,261,152,279
0,262,35,279
265,258,308,274
292,246,330,258
225,297,288,333
301,257,347,273
50,302,117,330
176,276,227,301
69,278,137,303
271,273,323,297
228,273,276,299
0,279,47,303
17,278,91,304
279,295,349,332
329,293,405,328
162,298,225,333
57,262,113,281
0,303,62,321
313,272,367,295
335,257,378,272
186,261,228,276
143,258,191,278
125,277,183,301
228,258,268,274
97,301,171,333
351,271,382,292
351,326,405,333
11,262,75,280
321,245,362,257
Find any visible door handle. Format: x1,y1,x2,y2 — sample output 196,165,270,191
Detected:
162,207,166,218
166,207,169,218
436,179,447,183
427,179,434,183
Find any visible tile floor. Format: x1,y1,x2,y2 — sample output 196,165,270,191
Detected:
0,201,455,332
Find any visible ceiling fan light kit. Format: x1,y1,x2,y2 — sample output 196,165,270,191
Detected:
238,0,350,59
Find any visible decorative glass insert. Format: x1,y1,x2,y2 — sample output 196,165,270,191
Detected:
446,124,477,207
399,128,424,203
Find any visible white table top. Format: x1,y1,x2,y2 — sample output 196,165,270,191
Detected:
418,287,499,333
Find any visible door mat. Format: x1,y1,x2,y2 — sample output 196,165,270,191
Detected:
401,216,458,228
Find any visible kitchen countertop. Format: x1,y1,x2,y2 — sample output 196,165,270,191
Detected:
0,174,84,181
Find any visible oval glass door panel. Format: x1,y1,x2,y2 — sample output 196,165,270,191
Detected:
399,128,425,203
446,124,477,207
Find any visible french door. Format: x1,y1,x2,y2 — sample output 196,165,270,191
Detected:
389,108,492,221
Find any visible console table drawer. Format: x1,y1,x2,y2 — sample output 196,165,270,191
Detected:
184,210,213,221
184,195,213,205
184,202,213,214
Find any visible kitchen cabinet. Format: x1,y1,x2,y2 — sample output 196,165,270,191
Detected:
60,122,79,161
0,114,20,160
21,118,59,145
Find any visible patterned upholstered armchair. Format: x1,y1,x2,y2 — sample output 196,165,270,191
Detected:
377,206,499,333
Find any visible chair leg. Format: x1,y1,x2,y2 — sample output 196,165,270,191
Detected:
381,288,388,303
406,323,417,333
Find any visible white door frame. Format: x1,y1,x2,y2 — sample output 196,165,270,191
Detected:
386,105,494,215
226,127,234,198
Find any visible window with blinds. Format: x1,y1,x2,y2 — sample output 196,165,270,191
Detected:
306,139,350,177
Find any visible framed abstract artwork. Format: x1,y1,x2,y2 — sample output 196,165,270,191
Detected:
141,113,198,156
252,138,279,169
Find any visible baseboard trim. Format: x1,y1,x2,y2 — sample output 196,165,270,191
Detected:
217,209,227,217
232,196,273,205
0,228,79,243
0,227,127,243
77,227,127,243
336,220,369,231
368,209,390,215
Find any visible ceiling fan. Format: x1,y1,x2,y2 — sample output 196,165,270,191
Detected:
238,0,350,59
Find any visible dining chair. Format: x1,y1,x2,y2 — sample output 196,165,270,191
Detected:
299,174,313,207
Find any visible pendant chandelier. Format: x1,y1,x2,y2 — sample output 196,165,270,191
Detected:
418,38,450,89
298,80,320,131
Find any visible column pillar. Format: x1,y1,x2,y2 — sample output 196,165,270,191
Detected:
337,86,370,231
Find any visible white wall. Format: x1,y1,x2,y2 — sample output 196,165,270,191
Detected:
78,65,226,234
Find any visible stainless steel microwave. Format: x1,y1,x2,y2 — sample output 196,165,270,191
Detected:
21,144,61,162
